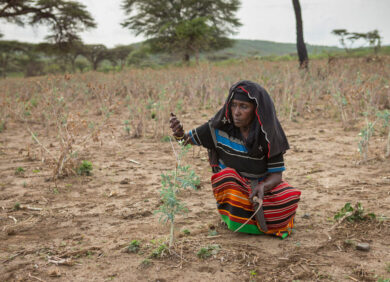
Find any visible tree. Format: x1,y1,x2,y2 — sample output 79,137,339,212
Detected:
332,29,350,52
107,45,134,70
0,41,26,77
37,41,84,72
0,0,96,44
332,29,382,54
365,29,381,54
80,44,108,71
121,0,241,63
292,0,308,69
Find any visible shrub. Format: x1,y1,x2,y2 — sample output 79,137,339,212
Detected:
77,160,93,176
127,240,140,253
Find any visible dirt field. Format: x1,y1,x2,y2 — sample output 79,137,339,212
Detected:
1,60,390,281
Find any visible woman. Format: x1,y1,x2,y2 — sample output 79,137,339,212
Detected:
169,80,301,239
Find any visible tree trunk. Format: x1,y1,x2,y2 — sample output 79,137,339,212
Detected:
292,0,309,69
93,60,98,70
183,53,190,64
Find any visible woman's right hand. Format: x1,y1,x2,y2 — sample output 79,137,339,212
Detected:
169,112,185,138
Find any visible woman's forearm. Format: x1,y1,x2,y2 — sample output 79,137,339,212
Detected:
263,172,283,192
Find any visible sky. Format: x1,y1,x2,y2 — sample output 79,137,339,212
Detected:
1,0,390,48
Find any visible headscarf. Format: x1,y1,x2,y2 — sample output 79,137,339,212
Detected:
211,80,289,158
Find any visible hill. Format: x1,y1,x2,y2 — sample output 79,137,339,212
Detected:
130,39,343,64
208,39,341,59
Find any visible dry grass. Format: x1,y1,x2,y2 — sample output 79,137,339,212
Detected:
0,56,389,175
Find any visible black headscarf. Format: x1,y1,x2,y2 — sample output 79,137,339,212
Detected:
211,80,289,159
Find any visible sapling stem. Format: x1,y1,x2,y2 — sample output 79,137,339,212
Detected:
386,130,390,157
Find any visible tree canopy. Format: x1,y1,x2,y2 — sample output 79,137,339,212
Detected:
0,0,96,44
332,29,382,53
121,0,242,62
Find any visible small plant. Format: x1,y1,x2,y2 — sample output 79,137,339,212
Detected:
0,120,5,132
182,229,191,235
156,141,200,247
139,259,152,268
358,117,376,162
15,167,25,175
127,240,140,253
77,160,93,176
377,110,390,157
197,244,220,259
334,202,376,222
161,135,171,142
13,202,21,210
149,243,167,258
249,270,258,282
208,229,218,236
124,120,131,135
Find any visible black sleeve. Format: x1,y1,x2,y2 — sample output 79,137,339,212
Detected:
267,153,285,173
188,122,214,149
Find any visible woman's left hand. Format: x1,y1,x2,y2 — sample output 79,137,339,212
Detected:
249,182,265,203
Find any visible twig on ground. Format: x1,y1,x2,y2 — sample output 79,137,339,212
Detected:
128,159,141,165
8,216,17,223
28,273,46,282
329,213,352,231
47,256,74,266
20,205,43,211
206,235,222,239
2,251,25,263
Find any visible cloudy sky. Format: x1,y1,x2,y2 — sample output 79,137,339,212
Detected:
1,0,389,48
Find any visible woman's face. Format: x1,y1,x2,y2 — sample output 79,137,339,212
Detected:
230,99,255,129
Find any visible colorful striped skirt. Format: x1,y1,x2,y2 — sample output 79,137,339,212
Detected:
211,168,301,239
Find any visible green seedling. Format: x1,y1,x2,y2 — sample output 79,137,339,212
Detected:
13,202,21,210
139,259,152,268
376,110,390,157
161,135,171,142
358,118,376,162
249,270,258,282
197,244,220,259
124,120,131,135
149,243,167,258
15,167,25,175
127,240,140,253
0,120,5,132
156,140,200,248
208,229,218,236
182,229,191,235
77,160,93,176
334,202,376,222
